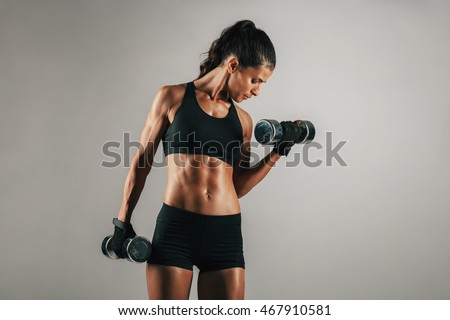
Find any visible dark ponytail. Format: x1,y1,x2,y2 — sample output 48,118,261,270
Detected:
197,20,276,79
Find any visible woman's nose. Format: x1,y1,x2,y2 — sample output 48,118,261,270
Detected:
251,87,260,96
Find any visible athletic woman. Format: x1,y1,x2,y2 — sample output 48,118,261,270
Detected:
110,20,294,300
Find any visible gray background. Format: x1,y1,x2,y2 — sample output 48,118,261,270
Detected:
1,0,449,299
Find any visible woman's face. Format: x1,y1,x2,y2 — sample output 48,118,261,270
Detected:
228,64,274,103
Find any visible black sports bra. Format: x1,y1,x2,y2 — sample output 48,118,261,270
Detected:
162,81,244,166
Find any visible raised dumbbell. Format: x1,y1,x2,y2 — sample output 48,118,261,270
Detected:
254,119,316,145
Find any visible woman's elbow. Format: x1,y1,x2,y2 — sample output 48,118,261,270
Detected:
236,183,252,199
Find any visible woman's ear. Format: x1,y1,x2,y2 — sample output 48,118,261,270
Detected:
227,56,240,73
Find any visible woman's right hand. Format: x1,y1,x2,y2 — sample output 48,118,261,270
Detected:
110,218,137,258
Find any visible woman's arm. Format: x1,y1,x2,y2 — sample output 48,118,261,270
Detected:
117,86,173,222
232,112,282,198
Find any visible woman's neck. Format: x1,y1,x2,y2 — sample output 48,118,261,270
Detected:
194,67,230,103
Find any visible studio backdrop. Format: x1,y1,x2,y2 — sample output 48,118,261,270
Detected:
0,0,449,299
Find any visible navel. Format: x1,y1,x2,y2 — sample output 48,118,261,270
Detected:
204,191,212,200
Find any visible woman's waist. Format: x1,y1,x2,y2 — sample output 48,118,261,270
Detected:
158,203,242,223
163,181,240,215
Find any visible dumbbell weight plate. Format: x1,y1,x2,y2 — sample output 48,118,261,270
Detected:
101,235,120,260
296,120,315,144
122,236,152,263
254,119,283,144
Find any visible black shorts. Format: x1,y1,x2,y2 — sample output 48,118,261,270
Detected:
147,203,245,273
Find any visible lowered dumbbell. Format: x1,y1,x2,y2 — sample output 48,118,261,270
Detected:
101,218,152,263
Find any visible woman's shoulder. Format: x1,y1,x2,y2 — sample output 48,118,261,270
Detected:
233,103,253,139
154,82,190,111
158,82,188,102
234,103,252,123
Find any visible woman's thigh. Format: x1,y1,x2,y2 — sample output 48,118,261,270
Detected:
197,267,245,300
146,263,193,300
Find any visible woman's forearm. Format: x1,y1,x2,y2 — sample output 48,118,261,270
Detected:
117,154,152,223
235,150,281,198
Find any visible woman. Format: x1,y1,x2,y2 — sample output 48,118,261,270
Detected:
110,20,294,300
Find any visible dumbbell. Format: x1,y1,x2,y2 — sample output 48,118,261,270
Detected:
254,119,316,145
102,234,152,263
101,218,152,263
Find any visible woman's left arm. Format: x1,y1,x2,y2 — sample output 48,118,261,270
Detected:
232,112,282,198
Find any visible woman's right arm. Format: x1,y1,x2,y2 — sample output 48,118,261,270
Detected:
117,86,173,223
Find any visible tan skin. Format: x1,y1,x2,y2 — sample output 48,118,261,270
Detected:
117,56,284,299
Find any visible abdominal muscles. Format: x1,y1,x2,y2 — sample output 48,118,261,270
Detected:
162,154,241,215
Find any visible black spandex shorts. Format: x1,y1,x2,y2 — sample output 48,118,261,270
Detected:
147,203,245,273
